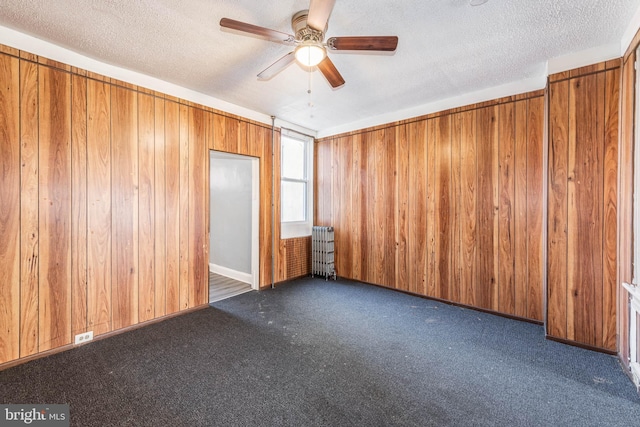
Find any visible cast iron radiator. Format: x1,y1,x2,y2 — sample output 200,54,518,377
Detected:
311,226,336,280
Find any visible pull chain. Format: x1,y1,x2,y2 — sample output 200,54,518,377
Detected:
307,67,314,117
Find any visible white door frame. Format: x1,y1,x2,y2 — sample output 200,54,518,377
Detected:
209,151,260,291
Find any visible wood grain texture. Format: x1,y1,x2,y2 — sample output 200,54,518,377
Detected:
476,106,499,310
459,110,477,307
0,54,20,363
425,120,436,297
153,97,166,317
38,65,72,351
618,55,635,365
450,113,462,303
498,102,515,315
19,59,39,357
434,115,452,300
110,85,138,330
259,125,273,287
602,69,620,350
363,131,376,285
188,107,207,307
138,93,155,322
179,104,190,309
602,68,619,351
71,74,88,335
351,134,363,282
164,100,180,314
87,79,112,336
395,125,409,291
526,97,544,321
314,92,545,322
383,128,396,287
567,74,603,346
407,121,428,295
514,100,528,318
547,80,569,339
0,47,294,366
547,63,619,350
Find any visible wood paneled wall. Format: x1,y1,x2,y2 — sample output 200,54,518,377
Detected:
618,36,637,371
315,92,545,321
547,60,620,351
0,44,306,367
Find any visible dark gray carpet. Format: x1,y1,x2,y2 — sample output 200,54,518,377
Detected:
1,277,639,426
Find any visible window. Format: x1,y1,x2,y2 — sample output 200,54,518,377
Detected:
280,131,313,238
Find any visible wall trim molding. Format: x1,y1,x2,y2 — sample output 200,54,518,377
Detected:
209,263,252,285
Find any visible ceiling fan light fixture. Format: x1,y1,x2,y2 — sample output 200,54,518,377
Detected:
295,43,326,67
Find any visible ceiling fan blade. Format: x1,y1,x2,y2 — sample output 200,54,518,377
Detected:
327,36,399,51
220,18,294,43
257,52,296,80
307,0,336,31
317,56,345,88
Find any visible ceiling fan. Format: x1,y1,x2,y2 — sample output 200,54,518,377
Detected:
220,0,398,88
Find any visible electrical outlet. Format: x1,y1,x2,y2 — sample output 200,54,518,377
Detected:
74,331,94,345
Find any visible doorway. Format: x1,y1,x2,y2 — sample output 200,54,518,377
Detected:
209,151,259,302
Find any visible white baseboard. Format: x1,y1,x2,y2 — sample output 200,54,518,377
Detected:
209,263,252,285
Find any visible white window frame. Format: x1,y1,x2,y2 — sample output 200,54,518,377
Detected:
280,130,313,239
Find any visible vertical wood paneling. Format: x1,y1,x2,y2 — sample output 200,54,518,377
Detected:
179,104,189,309
331,138,343,276
38,65,72,351
450,114,462,303
19,59,39,357
333,137,350,278
237,121,249,156
498,102,516,315
315,93,545,323
425,120,436,297
526,97,544,321
71,74,88,335
618,55,634,365
365,132,376,285
434,115,452,300
212,114,225,151
1,46,289,366
408,121,428,295
372,130,386,285
567,74,603,346
383,129,396,287
460,110,477,307
188,107,207,307
547,62,619,350
351,134,363,281
138,93,155,322
395,126,409,291
164,100,180,314
548,80,569,339
0,54,20,363
602,68,619,350
110,85,138,330
225,117,239,153
154,97,166,317
514,100,528,318
476,106,499,310
87,79,111,336
260,125,273,287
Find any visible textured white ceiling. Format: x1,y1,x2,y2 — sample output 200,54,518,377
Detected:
0,0,639,136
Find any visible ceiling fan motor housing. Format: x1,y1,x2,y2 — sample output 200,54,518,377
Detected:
292,10,325,43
